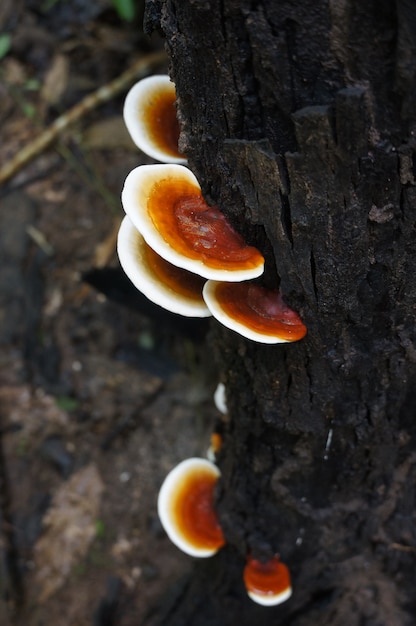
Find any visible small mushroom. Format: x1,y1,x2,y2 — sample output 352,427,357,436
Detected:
123,75,186,164
206,432,223,462
203,281,307,344
213,382,227,414
157,458,225,557
117,215,211,317
243,555,292,606
121,164,265,281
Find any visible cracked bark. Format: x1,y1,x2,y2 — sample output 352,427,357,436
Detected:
144,1,416,624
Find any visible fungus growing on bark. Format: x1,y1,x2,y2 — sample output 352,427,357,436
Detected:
214,382,227,414
121,164,265,281
206,431,223,462
123,75,186,164
157,458,225,557
203,281,307,344
243,555,292,606
117,215,211,317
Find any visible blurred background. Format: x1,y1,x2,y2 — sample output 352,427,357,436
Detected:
0,2,218,624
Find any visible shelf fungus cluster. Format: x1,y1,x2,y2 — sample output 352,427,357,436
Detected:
157,454,292,607
119,74,300,608
155,388,292,606
119,74,307,343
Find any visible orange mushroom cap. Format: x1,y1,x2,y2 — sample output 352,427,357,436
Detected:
244,555,292,606
203,281,307,344
117,215,211,317
206,431,223,462
157,458,225,558
123,75,186,164
121,164,265,281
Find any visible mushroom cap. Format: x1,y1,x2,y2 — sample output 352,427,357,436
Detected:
123,74,186,164
206,432,223,462
203,281,307,344
117,215,211,317
243,556,292,606
121,164,265,281
157,457,225,558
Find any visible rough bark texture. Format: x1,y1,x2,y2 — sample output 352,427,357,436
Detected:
144,1,416,625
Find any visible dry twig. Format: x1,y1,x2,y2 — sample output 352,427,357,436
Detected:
0,51,167,186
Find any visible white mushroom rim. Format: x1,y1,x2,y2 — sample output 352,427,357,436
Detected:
123,75,187,164
247,585,292,607
247,587,292,606
121,164,265,282
157,457,224,558
117,216,211,318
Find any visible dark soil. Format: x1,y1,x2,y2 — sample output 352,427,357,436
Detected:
0,3,219,624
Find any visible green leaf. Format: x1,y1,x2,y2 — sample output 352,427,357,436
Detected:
41,0,62,10
111,0,136,22
22,102,36,119
56,395,79,412
25,78,42,91
0,33,11,60
95,519,106,539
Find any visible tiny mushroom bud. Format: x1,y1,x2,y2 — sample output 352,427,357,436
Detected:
157,458,225,557
243,555,292,606
206,432,223,462
117,215,211,317
214,382,227,414
123,75,186,164
203,281,307,344
121,164,265,281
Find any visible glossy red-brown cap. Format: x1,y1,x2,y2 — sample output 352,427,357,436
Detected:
121,164,265,281
123,75,186,164
157,458,225,557
244,555,292,606
203,281,307,344
117,215,211,317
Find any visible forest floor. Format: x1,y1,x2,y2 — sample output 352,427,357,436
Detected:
0,2,219,624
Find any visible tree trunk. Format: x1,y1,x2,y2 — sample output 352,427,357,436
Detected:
144,1,416,624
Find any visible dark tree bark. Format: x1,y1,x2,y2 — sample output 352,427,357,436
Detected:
144,1,416,625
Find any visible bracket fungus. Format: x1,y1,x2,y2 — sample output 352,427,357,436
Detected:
123,75,186,164
243,555,292,606
157,458,225,557
121,164,265,281
117,215,211,317
203,281,307,344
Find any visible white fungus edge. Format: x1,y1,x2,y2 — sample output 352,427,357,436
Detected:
247,585,292,607
123,75,187,164
117,216,211,318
